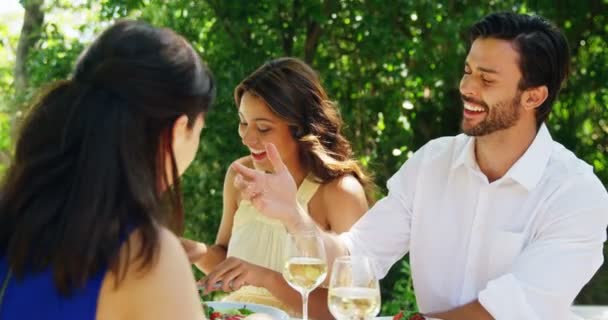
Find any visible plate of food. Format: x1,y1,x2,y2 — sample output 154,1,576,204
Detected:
203,301,290,320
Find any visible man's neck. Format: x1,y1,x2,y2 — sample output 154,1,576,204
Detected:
474,121,539,183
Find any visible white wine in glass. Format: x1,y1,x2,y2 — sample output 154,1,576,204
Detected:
328,256,381,319
283,232,327,320
283,257,327,291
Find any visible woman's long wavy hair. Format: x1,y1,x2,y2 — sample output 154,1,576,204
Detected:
235,57,375,202
0,20,215,295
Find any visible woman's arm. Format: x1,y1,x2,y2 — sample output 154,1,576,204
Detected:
97,227,204,320
187,159,245,274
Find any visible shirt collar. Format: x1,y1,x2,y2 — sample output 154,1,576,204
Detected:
451,124,553,191
504,124,553,190
452,135,477,171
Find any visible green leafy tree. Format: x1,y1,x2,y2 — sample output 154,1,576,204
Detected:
2,0,607,313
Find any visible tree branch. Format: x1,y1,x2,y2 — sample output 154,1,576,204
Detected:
304,20,322,64
278,0,298,56
205,0,251,47
14,0,45,94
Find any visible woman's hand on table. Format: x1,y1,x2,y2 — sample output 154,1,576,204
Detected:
200,257,272,293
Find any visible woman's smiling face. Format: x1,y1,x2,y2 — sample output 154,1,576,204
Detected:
237,91,300,173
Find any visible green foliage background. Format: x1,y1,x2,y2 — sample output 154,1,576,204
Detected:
1,0,607,315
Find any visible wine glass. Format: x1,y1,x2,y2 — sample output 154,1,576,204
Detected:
328,256,381,319
283,232,327,320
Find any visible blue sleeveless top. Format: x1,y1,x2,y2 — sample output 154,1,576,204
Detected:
0,257,106,320
0,224,137,320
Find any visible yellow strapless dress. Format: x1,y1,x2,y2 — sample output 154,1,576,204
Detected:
222,175,320,314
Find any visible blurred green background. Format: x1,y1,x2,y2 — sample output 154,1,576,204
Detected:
1,0,607,315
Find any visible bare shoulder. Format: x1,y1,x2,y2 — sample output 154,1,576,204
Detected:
101,226,191,292
318,174,369,233
97,226,202,320
322,174,367,206
149,226,190,272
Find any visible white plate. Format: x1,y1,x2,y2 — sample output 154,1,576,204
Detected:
374,317,442,320
205,301,290,320
571,305,608,319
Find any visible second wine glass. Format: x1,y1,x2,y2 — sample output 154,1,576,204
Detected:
282,232,327,320
328,256,381,320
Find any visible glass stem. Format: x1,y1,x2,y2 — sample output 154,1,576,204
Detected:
301,291,310,320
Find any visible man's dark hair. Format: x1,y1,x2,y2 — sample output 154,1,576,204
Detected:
470,12,570,127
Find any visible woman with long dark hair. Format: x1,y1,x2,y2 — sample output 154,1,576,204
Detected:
0,20,215,320
182,57,373,319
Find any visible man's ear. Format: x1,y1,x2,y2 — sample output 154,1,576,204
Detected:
521,85,549,111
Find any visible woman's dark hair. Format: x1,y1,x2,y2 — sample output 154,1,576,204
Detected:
470,12,570,128
235,57,375,202
0,20,215,295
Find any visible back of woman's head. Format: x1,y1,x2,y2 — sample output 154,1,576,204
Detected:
0,20,215,294
235,57,374,201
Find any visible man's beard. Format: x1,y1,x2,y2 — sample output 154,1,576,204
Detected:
461,92,522,136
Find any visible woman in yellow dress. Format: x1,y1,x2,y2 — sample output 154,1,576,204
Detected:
182,57,374,319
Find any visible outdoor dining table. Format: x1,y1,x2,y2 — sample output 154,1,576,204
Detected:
285,305,608,320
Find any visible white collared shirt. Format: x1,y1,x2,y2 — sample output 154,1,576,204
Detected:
340,125,608,319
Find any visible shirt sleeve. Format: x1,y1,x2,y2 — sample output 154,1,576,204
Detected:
479,176,608,320
339,144,427,279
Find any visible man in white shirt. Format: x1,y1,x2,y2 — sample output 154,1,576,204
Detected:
230,12,608,320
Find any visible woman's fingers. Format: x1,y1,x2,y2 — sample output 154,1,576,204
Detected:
218,266,244,292
230,273,248,292
196,277,206,290
204,261,233,292
203,257,246,293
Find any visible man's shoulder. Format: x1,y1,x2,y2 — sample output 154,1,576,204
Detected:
387,134,470,197
547,141,598,180
415,133,470,162
544,141,608,207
